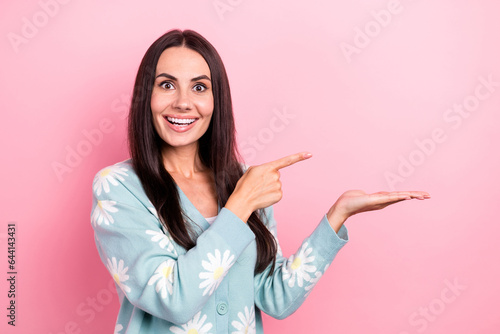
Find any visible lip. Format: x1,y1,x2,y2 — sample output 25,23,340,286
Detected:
163,115,199,133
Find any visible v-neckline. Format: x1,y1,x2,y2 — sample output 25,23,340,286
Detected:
175,183,220,231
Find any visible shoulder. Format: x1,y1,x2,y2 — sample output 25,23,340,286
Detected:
92,158,150,206
92,158,136,187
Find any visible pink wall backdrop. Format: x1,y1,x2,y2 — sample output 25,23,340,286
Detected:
1,0,499,333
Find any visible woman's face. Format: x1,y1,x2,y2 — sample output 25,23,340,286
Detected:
151,46,214,151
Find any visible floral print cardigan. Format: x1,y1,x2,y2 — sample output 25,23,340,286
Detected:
90,159,349,333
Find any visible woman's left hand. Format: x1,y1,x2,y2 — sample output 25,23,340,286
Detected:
327,190,431,232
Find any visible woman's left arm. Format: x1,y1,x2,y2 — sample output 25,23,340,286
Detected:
253,204,349,319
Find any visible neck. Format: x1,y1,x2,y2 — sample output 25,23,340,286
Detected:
161,142,207,178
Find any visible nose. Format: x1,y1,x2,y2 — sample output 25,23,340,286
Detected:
172,88,193,111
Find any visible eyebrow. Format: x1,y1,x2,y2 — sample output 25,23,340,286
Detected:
155,73,211,82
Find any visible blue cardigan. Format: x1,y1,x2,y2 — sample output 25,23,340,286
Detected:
90,159,349,333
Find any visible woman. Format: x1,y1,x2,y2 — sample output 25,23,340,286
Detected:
90,29,430,333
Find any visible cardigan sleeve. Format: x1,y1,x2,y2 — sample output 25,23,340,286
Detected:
253,204,349,319
90,165,255,325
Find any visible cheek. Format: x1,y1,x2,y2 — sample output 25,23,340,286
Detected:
197,98,214,117
150,94,164,114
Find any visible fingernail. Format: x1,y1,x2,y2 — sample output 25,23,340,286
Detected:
303,153,312,158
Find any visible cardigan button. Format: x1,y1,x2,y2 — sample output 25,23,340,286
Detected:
216,302,228,315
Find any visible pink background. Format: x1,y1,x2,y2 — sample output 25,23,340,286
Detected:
1,0,499,333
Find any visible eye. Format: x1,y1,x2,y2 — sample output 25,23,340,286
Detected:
159,81,174,90
193,84,207,92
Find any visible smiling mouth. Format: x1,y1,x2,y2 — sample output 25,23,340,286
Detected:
164,116,198,126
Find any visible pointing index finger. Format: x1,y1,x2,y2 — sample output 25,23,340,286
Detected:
266,152,312,171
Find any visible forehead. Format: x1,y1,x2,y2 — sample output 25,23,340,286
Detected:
156,46,210,78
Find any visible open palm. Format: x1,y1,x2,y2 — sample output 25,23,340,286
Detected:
330,189,431,222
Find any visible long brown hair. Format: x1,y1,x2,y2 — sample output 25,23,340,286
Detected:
128,29,277,274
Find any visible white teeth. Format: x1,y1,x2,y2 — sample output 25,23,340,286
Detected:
166,117,196,125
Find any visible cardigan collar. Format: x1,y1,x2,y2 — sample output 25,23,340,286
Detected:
175,183,221,232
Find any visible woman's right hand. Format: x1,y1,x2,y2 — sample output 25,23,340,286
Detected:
225,152,313,223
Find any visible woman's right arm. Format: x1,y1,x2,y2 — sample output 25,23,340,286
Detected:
90,165,255,325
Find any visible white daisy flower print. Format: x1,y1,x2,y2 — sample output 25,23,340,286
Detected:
91,200,118,226
269,227,283,257
148,206,159,219
145,230,177,255
305,264,329,297
147,206,172,235
199,249,235,296
231,306,256,334
148,259,176,298
114,324,123,334
282,242,317,288
170,311,213,334
107,257,131,293
93,166,128,196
